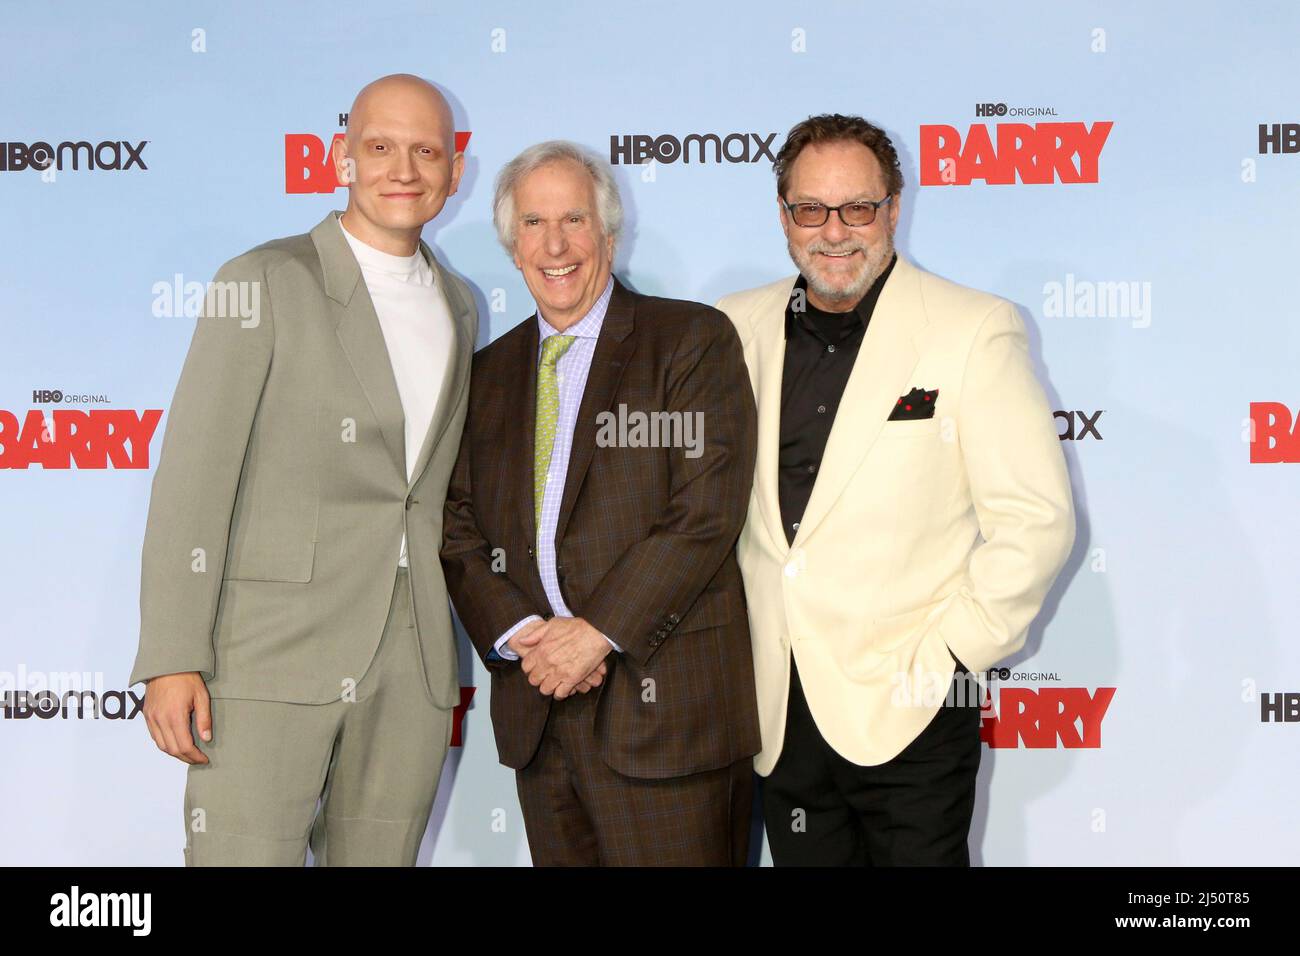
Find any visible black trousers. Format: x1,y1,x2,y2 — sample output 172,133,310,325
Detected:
762,655,981,866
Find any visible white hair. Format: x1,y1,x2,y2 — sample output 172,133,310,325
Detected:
492,140,624,254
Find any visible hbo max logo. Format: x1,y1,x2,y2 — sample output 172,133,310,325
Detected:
610,132,777,165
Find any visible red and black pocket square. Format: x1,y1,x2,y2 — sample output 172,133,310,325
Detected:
888,387,939,421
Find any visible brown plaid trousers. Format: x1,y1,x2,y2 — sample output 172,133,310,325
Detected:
441,278,761,862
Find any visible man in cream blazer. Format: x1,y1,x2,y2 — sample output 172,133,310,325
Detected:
130,76,476,865
716,114,1075,866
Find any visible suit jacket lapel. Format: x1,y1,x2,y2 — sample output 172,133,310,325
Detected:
745,280,799,557
313,211,406,481
405,249,473,492
553,277,637,545
792,255,928,548
511,316,541,554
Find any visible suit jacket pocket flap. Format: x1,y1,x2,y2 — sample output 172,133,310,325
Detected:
676,587,735,633
223,540,316,584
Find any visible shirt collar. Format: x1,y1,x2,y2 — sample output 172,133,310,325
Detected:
537,275,615,343
337,213,433,284
788,253,897,336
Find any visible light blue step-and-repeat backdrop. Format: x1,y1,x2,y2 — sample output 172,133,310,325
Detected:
2,1,1297,864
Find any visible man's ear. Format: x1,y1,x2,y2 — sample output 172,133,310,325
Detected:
331,136,354,186
777,195,791,239
448,150,466,197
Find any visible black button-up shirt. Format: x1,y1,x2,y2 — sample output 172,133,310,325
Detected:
778,255,897,545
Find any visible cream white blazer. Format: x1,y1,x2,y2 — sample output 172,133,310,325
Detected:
716,255,1075,773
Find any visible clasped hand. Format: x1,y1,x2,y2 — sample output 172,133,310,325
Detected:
510,616,611,700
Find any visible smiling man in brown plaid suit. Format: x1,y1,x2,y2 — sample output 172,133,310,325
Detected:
441,141,759,866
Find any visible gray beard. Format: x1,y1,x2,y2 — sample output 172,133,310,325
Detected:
792,233,894,308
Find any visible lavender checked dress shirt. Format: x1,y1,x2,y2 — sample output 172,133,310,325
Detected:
492,277,623,661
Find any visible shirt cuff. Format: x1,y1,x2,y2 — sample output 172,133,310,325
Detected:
494,615,543,661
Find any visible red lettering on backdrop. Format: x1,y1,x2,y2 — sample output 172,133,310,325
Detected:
0,409,163,469
285,132,474,193
451,686,476,747
980,687,1116,748
1250,403,1300,462
920,122,1112,185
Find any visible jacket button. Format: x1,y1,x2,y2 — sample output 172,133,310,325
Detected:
527,546,535,559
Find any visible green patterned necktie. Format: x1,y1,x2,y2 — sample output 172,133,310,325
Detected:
534,334,575,529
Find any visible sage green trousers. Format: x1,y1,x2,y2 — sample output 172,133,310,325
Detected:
182,567,453,866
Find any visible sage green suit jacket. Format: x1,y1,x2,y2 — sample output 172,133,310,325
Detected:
130,210,477,708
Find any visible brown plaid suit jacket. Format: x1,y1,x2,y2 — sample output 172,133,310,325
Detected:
441,277,761,777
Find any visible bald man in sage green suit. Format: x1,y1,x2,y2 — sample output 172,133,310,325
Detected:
130,75,476,866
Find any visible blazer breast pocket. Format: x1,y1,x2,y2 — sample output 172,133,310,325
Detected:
880,417,944,439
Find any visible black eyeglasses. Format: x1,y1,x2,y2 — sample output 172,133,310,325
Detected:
782,195,893,227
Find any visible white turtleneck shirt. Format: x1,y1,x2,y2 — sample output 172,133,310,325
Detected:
339,214,453,568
